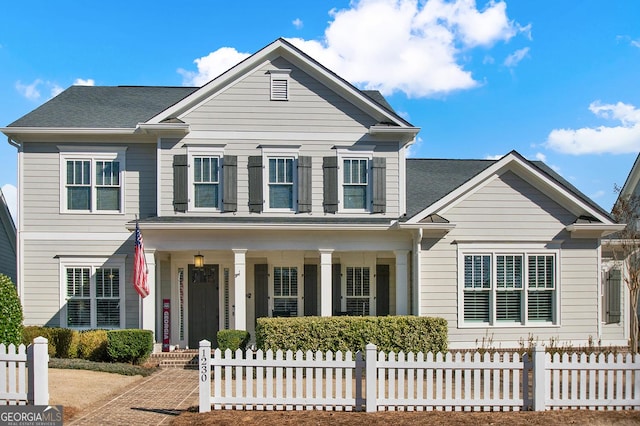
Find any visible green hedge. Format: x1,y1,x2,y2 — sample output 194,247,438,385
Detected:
217,330,250,352
21,326,79,358
0,274,23,346
256,316,448,354
107,329,154,364
77,329,108,361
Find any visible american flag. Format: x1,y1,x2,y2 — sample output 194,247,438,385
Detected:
133,220,149,298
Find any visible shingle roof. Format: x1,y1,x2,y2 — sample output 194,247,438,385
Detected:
405,157,614,222
8,86,198,128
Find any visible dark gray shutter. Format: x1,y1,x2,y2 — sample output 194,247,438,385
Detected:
372,157,386,213
332,263,342,315
222,155,237,212
248,156,263,213
323,156,338,214
255,264,269,321
304,264,318,316
297,156,312,213
607,268,622,324
173,154,188,212
376,264,390,316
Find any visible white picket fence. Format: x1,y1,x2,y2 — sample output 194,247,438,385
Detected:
198,341,640,413
0,337,49,405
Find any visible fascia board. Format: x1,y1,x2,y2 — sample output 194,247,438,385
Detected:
125,222,398,232
1,127,137,137
406,152,616,226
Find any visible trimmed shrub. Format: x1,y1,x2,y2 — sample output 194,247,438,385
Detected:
256,316,448,354
22,326,56,356
77,330,108,361
107,329,154,364
0,274,23,346
217,330,250,352
53,328,79,358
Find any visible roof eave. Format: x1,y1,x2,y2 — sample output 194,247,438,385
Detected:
136,123,191,135
1,127,137,138
369,125,420,143
565,223,626,238
126,221,399,232
394,222,456,237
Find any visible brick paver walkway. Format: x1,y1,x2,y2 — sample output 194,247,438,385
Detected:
68,369,199,425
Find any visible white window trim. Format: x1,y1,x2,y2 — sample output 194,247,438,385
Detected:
261,146,299,213
269,265,301,316
59,147,126,214
456,243,561,328
336,146,374,213
58,255,126,330
269,69,291,101
187,146,225,212
340,252,377,315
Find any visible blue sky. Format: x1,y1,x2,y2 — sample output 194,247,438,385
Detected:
1,0,639,223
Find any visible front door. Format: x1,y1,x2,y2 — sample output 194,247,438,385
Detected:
188,264,219,348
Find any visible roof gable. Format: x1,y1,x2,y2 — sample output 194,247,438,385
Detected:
147,38,415,130
405,151,615,226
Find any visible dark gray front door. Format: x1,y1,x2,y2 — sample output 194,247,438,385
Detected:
376,264,390,316
188,264,219,349
304,264,318,316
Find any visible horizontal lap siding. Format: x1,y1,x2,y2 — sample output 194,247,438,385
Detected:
420,171,601,348
21,239,139,328
22,142,156,232
161,58,401,217
0,224,15,282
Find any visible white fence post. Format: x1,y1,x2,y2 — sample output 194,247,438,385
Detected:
532,345,546,411
365,343,377,413
199,339,211,413
27,336,49,405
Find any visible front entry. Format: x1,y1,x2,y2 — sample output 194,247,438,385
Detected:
188,264,219,348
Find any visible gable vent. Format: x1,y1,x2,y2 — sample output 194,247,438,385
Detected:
269,69,291,101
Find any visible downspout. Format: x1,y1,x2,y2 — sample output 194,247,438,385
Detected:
7,137,22,301
412,228,422,316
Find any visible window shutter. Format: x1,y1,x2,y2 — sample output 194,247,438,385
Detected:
297,156,312,213
222,155,237,212
372,157,386,213
173,154,188,212
332,263,342,315
323,156,338,214
607,268,622,324
248,156,263,213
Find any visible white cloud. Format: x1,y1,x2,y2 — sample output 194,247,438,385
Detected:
535,152,546,162
50,84,63,98
178,47,251,86
293,18,303,29
74,78,95,86
179,0,526,97
484,154,503,160
503,47,529,67
632,39,640,48
406,136,423,158
15,79,43,100
590,189,605,200
1,184,17,226
545,101,640,155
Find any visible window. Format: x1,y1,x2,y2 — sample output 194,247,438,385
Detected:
62,260,124,329
461,252,557,325
268,157,294,209
343,159,369,209
273,266,298,316
269,69,291,101
187,147,225,211
346,267,371,316
60,148,125,213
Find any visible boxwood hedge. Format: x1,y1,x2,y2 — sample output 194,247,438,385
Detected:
256,315,448,354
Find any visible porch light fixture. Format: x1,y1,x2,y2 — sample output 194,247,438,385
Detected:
194,252,204,268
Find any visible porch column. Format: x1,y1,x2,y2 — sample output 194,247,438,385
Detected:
233,249,247,330
141,251,156,337
319,249,334,317
395,249,409,315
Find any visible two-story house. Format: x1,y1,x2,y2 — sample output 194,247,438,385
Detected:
2,38,625,350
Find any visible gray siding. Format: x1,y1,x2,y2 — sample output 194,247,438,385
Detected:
420,171,605,348
21,142,157,232
0,217,16,283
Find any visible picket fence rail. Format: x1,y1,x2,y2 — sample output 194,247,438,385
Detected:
0,337,49,405
198,340,640,413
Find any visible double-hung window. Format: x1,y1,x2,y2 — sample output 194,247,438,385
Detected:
188,147,224,211
461,250,557,326
60,148,125,213
268,157,294,209
343,159,369,209
273,266,298,316
62,258,124,329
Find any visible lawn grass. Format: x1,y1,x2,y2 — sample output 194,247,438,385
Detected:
49,357,158,377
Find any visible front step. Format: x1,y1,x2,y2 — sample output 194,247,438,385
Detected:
149,350,199,369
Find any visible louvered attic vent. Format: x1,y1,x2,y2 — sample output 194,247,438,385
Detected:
269,69,291,101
